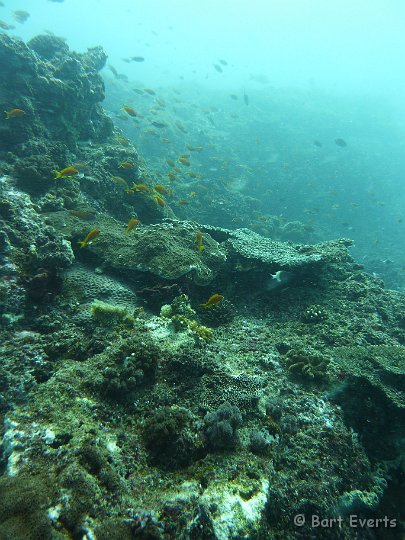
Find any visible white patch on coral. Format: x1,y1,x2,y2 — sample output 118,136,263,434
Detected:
2,416,24,476
145,317,196,352
166,479,269,539
106,438,119,453
61,238,74,258
44,428,56,444
80,516,97,540
145,316,173,340
47,504,62,523
203,480,269,540
298,397,336,429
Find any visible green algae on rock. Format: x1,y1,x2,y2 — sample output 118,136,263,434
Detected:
45,212,227,284
285,347,330,380
44,211,354,291
91,300,135,326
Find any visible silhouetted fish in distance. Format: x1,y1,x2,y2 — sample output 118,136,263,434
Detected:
335,138,347,147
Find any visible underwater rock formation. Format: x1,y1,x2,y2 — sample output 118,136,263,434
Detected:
42,212,354,290
1,32,405,540
0,177,74,324
0,33,159,225
0,34,114,191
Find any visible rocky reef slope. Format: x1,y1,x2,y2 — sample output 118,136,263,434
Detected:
1,34,404,539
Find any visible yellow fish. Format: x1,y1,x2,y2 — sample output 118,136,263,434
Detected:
115,136,130,146
186,144,203,152
118,161,135,169
121,105,137,117
154,195,165,207
4,108,25,119
112,175,128,186
69,210,96,220
195,230,204,253
78,229,100,248
154,184,170,195
200,294,224,308
53,166,79,179
126,218,140,234
132,183,149,193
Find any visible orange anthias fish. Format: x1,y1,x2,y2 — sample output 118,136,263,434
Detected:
132,183,149,193
195,230,204,253
119,161,135,169
4,108,25,119
186,144,203,152
121,105,137,117
126,217,140,234
69,210,96,220
154,195,165,207
53,166,79,179
200,294,224,308
112,175,128,186
154,184,170,195
78,229,100,248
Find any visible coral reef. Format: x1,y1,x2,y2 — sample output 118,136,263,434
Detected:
61,263,138,307
45,212,227,285
285,348,330,380
91,300,134,327
143,406,204,469
0,31,405,540
171,314,214,341
302,303,328,323
97,334,160,402
204,402,243,450
0,475,56,539
0,176,74,325
197,298,235,327
0,34,113,193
